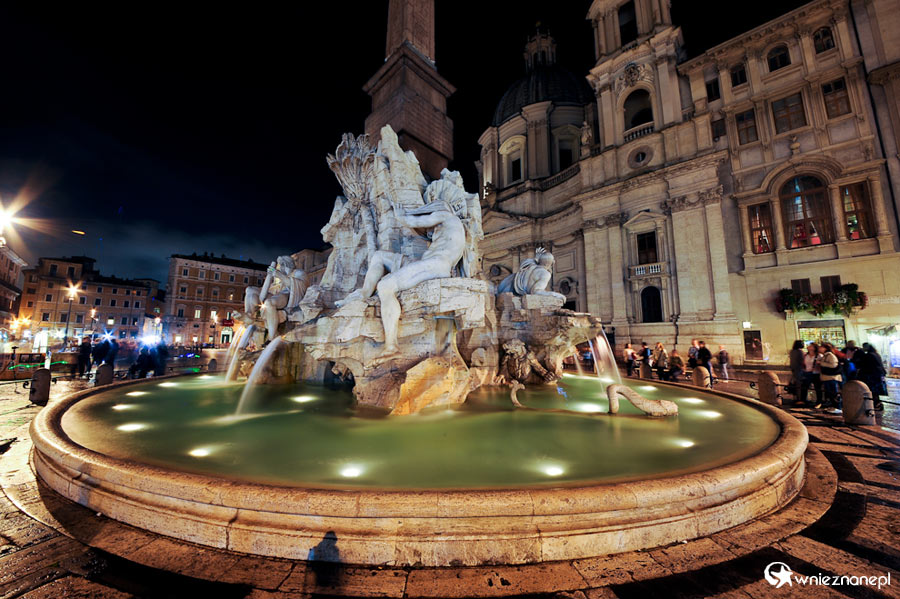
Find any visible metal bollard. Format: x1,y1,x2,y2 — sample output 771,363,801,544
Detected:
29,368,51,406
207,358,218,373
95,364,114,386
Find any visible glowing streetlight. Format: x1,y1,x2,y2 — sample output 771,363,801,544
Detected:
62,283,80,345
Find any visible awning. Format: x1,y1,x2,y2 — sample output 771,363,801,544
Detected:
866,324,900,337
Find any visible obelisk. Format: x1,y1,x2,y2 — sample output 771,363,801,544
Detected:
363,0,455,180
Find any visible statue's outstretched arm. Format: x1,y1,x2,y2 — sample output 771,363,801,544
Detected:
397,211,446,229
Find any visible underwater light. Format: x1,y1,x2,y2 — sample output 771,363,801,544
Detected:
189,447,213,457
541,465,565,476
291,395,317,403
674,439,695,448
159,382,178,388
698,410,722,419
125,391,148,397
639,385,656,391
116,423,148,432
340,465,363,478
600,377,615,383
111,404,137,411
681,397,703,404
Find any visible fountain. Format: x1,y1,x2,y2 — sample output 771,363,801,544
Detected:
28,126,808,582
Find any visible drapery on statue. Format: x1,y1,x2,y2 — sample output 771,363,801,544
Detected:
497,247,566,301
336,169,480,360
244,255,308,341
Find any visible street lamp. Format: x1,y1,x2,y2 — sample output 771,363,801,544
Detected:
62,284,79,345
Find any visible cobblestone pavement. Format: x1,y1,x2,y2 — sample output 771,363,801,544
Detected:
1,377,898,598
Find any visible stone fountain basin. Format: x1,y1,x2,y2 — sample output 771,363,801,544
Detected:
30,375,807,567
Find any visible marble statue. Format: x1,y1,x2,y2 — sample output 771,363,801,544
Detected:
244,255,307,341
336,168,479,359
497,339,558,386
497,247,566,301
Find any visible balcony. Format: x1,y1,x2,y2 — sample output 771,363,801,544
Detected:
539,164,580,191
624,124,654,142
629,262,667,278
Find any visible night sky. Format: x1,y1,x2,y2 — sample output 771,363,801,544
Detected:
0,1,807,283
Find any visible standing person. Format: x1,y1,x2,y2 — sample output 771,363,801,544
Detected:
638,342,652,377
652,342,669,380
717,345,730,381
92,338,108,370
77,337,92,378
697,341,713,382
789,340,805,401
799,342,821,407
817,342,842,411
687,339,699,369
104,338,120,369
133,348,155,379
622,343,636,377
857,343,886,411
667,349,685,382
154,341,169,377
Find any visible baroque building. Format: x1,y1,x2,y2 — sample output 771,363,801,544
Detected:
478,0,900,364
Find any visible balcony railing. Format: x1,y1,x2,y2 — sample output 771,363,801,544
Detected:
624,124,655,142
630,262,667,277
539,164,580,191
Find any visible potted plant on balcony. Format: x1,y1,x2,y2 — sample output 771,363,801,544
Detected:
774,283,868,318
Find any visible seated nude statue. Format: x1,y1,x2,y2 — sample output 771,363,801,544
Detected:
336,196,467,360
244,255,307,342
497,247,566,301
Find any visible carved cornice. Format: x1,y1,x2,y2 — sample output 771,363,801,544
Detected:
604,212,630,227
869,61,900,86
661,185,724,214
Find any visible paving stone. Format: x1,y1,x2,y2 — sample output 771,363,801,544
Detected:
648,537,735,573
0,535,88,586
405,562,586,598
573,551,671,587
18,574,132,599
305,565,408,597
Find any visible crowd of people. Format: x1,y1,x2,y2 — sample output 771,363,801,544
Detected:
74,337,170,380
788,340,886,413
621,339,729,384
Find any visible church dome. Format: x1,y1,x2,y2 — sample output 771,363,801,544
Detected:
492,64,593,126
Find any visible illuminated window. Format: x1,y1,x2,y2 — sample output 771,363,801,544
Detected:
780,176,833,248
107,317,115,326
772,93,806,133
841,182,873,240
194,308,202,319
748,203,774,254
822,78,850,118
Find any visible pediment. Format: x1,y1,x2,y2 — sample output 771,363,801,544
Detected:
622,210,666,230
482,209,530,234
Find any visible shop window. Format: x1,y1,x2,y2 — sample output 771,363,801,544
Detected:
813,27,835,53
736,109,758,144
641,286,663,323
841,182,873,240
767,45,791,71
636,232,658,264
822,78,850,118
748,203,774,254
798,319,846,347
772,93,806,133
781,176,833,248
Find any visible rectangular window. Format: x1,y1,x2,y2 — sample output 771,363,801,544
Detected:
110,299,117,307
798,319,846,348
106,317,115,326
199,271,206,279
791,279,811,294
75,314,84,324
711,118,726,139
212,289,218,297
618,0,638,45
194,308,202,319
179,286,187,294
210,309,218,321
822,78,850,118
121,317,128,325
558,147,574,170
66,266,75,277
744,330,764,360
510,157,522,182
229,274,235,282
820,275,841,294
123,300,130,308
841,182,873,240
731,65,747,87
244,276,249,284
736,109,758,144
59,313,67,323
196,288,203,296
182,268,188,276
120,331,127,339
49,264,58,276
132,318,139,326
26,287,36,294
772,93,806,133
214,272,220,280
42,312,50,322
636,232,658,264
79,296,87,304
257,278,263,286
705,78,721,102
96,286,102,293
26,301,33,308
177,308,185,318
112,288,117,294
748,203,774,254
45,294,52,302
135,301,141,308
93,298,101,306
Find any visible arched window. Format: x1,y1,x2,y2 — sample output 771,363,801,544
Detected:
780,176,833,248
623,90,653,130
767,45,791,71
813,28,835,53
641,287,663,323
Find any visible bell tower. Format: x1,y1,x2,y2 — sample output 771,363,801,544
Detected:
363,0,455,180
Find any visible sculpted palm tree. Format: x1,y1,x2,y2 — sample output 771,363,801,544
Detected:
326,133,377,261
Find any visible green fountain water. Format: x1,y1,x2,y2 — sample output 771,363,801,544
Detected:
61,374,779,490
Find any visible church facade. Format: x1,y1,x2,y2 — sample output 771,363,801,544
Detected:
478,0,900,365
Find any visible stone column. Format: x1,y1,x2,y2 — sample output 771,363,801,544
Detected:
657,57,678,125
704,200,735,319
869,177,895,253
608,225,629,324
828,184,849,258
600,86,616,147
770,195,789,264
739,204,753,257
717,63,733,104
670,209,698,320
